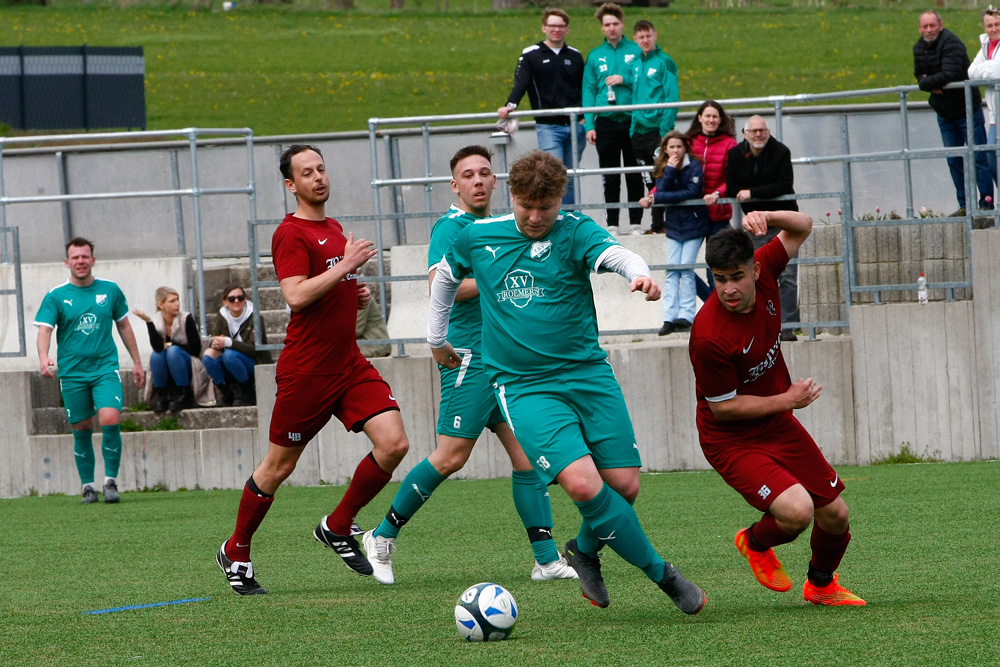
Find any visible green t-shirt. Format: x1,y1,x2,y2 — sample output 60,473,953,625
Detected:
34,278,129,380
429,205,485,352
444,210,620,384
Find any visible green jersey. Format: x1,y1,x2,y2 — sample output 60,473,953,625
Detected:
429,205,485,352
34,278,129,380
444,210,620,385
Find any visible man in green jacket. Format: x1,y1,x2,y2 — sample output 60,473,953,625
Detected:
630,20,679,234
583,2,644,234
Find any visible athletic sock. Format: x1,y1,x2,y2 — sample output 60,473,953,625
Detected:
574,483,666,583
511,469,559,564
227,475,274,562
72,429,96,486
808,523,851,584
750,513,799,550
372,457,446,540
100,424,122,479
327,452,392,536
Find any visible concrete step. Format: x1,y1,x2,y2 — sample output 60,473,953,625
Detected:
32,405,258,435
230,263,277,285
255,286,286,311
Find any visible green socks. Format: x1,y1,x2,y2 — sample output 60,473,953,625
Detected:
73,429,96,485
101,424,122,479
373,457,446,540
574,483,665,583
511,470,559,565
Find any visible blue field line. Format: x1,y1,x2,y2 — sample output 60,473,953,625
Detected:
82,597,210,615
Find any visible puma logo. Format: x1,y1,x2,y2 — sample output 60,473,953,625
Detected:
485,246,499,258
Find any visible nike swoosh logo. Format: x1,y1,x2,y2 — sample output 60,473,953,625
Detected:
236,543,250,548
743,338,754,354
388,393,396,401
318,238,328,245
830,474,839,487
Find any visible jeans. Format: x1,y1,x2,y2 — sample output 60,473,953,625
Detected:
988,123,998,188
202,348,255,385
937,108,993,210
150,345,192,388
663,237,703,323
536,122,587,206
631,129,666,233
594,117,644,227
752,226,799,324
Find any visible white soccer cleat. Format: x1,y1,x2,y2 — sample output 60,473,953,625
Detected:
531,555,579,581
362,529,396,585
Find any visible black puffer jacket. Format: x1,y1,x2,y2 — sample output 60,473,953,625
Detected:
914,28,981,121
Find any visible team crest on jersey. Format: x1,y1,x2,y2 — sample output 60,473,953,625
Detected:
96,294,107,306
75,313,98,336
767,300,777,316
498,269,543,308
624,54,636,64
530,240,552,261
647,67,657,77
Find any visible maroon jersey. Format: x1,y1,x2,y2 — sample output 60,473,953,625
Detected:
689,237,792,446
272,214,364,375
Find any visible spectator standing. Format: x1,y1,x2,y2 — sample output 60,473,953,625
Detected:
499,7,586,206
969,5,1000,185
583,2,644,234
203,284,268,406
133,286,207,412
639,131,708,335
726,115,800,340
685,100,738,300
630,19,679,235
914,10,993,215
34,237,145,504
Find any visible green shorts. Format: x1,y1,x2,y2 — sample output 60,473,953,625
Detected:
493,360,641,485
60,372,124,424
437,349,504,439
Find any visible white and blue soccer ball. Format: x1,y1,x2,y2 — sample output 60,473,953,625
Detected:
454,582,518,642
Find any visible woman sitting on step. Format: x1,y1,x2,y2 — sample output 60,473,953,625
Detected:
202,283,267,406
133,286,210,412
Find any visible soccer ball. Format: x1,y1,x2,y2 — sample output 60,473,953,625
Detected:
454,582,518,642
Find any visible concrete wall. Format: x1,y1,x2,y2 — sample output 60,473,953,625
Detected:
0,107,966,263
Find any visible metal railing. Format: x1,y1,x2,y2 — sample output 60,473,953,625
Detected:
0,226,25,357
0,128,258,337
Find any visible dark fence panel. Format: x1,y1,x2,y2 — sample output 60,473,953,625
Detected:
0,46,145,131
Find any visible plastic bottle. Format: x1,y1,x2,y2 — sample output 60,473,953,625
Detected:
917,273,928,304
607,85,616,105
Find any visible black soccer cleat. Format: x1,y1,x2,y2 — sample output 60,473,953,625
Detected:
658,562,706,615
314,518,374,577
81,486,99,504
217,541,267,595
102,479,120,504
564,538,610,608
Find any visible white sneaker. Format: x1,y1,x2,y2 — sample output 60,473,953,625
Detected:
362,529,396,585
531,555,579,581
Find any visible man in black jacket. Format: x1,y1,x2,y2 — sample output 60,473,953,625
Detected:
914,10,993,215
498,7,586,205
727,115,800,340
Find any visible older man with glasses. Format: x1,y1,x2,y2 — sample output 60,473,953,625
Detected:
498,7,586,206
726,115,801,340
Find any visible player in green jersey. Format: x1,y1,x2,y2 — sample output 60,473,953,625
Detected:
428,150,706,614
363,146,577,585
34,238,145,504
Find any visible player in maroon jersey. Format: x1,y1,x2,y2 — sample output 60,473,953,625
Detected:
688,209,865,606
217,145,409,595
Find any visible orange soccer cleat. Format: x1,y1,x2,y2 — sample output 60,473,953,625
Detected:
734,528,793,592
803,573,866,606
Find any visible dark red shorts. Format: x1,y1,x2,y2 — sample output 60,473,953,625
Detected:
701,414,845,512
268,357,399,447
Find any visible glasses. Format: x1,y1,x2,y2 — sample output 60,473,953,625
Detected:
544,23,568,29
745,128,769,135
226,294,246,303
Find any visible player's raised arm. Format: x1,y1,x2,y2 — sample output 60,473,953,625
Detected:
742,210,812,260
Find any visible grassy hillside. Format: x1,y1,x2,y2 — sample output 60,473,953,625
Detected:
0,1,993,135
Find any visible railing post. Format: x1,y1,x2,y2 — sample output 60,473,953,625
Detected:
900,90,915,220
188,128,208,337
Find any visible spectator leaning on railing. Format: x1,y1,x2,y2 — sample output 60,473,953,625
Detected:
968,4,1000,186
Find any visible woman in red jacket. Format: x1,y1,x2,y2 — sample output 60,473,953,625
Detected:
685,100,737,300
